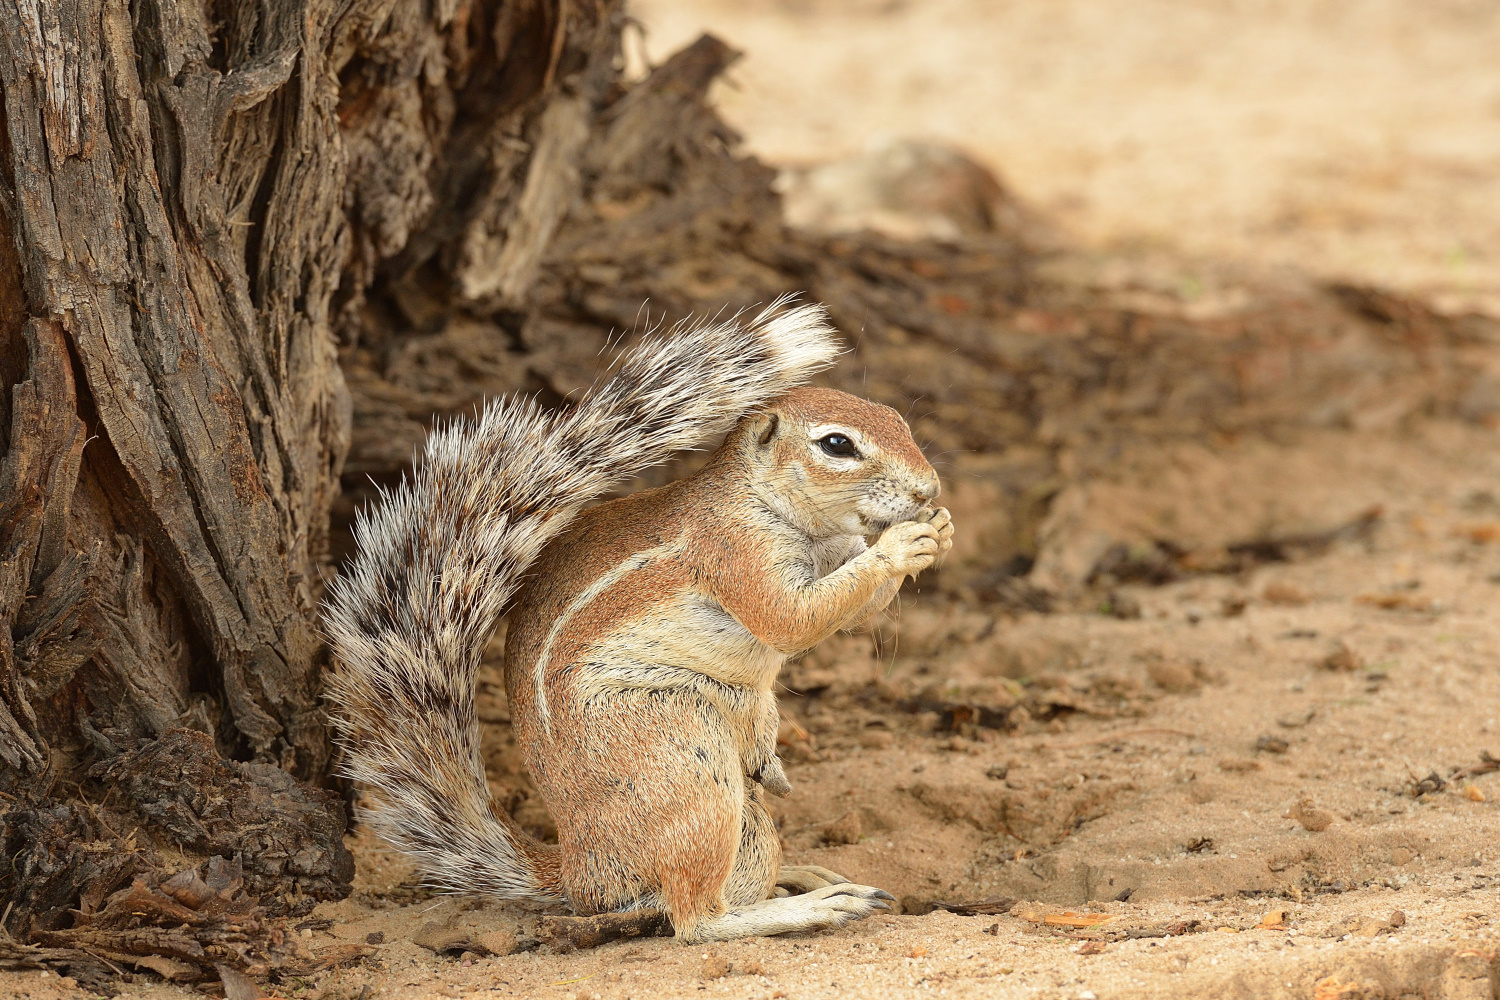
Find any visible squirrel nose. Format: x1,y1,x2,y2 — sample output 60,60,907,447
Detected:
913,480,940,503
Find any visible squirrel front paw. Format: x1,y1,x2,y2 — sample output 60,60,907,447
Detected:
754,754,793,798
872,507,954,578
916,506,955,557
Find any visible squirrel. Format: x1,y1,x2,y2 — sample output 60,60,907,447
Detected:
324,301,954,943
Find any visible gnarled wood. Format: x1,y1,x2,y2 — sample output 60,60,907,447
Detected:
0,0,619,968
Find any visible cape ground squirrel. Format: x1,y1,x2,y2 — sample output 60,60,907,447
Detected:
325,301,953,943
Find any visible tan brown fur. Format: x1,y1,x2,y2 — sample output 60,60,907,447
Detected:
325,305,953,944
505,387,952,942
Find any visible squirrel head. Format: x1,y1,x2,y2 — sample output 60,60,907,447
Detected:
731,387,940,538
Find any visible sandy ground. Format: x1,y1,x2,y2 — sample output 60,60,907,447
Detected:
19,423,1498,999
627,0,1500,317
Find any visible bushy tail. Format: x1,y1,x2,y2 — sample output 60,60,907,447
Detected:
322,301,839,898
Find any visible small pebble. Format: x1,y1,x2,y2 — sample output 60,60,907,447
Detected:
822,810,862,845
1262,582,1308,605
1255,734,1290,754
475,929,518,956
1320,642,1363,672
1286,795,1334,831
1147,659,1198,692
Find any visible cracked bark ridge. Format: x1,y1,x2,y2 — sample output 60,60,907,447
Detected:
0,0,347,779
0,319,84,779
0,0,623,778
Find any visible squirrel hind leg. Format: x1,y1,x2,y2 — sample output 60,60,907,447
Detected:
721,784,781,907
539,690,750,916
537,688,891,942
673,788,894,943
616,761,783,937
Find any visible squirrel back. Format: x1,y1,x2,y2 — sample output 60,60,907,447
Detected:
322,302,839,897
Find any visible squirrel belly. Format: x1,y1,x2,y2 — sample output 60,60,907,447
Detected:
324,301,955,943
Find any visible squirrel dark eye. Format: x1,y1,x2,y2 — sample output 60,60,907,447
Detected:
817,433,860,459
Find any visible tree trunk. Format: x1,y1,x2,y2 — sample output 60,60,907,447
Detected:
0,0,620,973
1,0,357,784
1,0,613,782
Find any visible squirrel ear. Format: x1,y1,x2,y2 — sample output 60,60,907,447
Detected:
755,412,780,447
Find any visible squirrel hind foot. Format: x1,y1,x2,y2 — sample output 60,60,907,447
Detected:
679,883,895,943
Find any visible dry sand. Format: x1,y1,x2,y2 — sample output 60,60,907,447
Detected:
628,0,1500,317
22,420,1498,1000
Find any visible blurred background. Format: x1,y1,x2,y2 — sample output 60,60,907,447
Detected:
630,0,1500,316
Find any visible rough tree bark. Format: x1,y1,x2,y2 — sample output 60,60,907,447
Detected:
0,0,623,983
